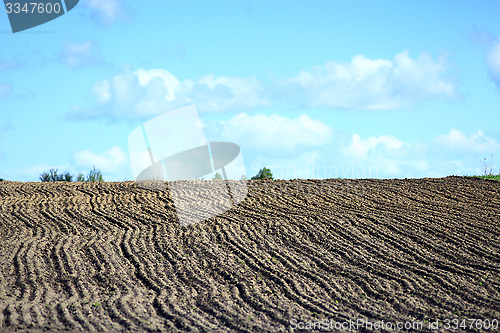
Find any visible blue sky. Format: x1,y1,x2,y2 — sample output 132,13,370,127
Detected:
1,0,500,182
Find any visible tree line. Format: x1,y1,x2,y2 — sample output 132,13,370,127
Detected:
39,167,104,182
0,166,274,182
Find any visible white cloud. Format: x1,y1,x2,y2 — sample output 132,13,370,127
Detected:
335,129,500,178
66,50,458,121
435,129,500,154
0,146,131,182
93,80,111,103
371,158,432,177
486,38,500,91
413,159,431,172
213,113,334,155
342,134,408,158
192,75,270,111
66,68,270,120
59,40,103,68
73,145,128,174
243,128,498,180
83,0,123,25
279,50,457,110
0,163,76,182
134,69,180,102
335,133,436,178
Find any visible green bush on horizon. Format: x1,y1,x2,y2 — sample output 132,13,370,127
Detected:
40,167,104,182
251,167,273,180
85,167,104,182
40,169,73,182
212,172,223,180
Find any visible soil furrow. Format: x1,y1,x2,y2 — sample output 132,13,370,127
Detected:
0,177,499,332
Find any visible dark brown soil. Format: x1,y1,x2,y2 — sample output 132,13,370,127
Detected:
0,176,499,332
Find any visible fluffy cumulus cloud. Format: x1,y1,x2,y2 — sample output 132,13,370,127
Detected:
73,145,128,175
192,75,270,111
335,133,435,178
342,134,409,159
0,164,53,182
242,130,427,179
65,68,270,120
486,38,500,91
58,40,104,68
279,51,457,110
0,145,130,182
362,157,432,178
240,127,498,180
434,129,500,154
67,50,459,121
82,0,124,25
211,113,334,156
335,129,499,178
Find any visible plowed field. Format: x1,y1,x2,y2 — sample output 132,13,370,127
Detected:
0,176,499,332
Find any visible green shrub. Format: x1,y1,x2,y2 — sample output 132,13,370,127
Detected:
40,167,104,182
40,169,73,182
251,167,273,180
86,167,104,182
77,167,104,182
212,172,223,180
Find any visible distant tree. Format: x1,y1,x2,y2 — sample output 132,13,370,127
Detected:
212,172,223,180
251,167,273,180
240,174,247,181
40,169,73,182
0,178,3,182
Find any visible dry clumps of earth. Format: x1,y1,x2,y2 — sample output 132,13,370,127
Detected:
0,176,499,332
